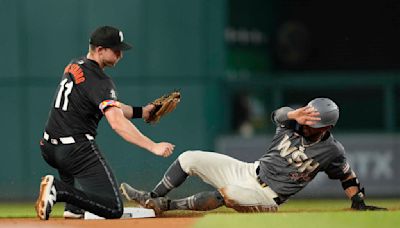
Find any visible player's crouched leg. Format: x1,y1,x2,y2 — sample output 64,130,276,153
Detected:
54,180,124,219
102,200,124,219
105,210,123,219
219,185,278,213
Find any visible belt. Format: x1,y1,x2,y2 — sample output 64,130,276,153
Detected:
257,176,268,188
255,164,282,205
255,165,268,187
43,131,94,145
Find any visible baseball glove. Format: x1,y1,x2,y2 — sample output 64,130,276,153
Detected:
146,90,181,124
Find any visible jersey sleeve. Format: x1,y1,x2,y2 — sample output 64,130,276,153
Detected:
271,107,297,129
324,155,353,180
88,79,120,113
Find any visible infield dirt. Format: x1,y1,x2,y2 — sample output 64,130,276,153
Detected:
0,217,197,228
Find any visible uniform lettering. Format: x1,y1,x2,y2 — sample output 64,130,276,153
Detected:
64,64,85,84
55,79,74,111
277,134,320,174
278,135,297,157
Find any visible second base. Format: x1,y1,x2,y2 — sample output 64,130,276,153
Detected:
84,207,156,219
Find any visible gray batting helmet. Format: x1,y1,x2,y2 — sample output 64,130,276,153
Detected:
307,98,339,128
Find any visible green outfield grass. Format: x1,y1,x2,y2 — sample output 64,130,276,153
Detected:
1,199,399,228
193,199,400,228
195,211,400,228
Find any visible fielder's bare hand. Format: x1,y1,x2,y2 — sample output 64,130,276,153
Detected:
287,106,321,126
151,142,175,157
142,104,156,121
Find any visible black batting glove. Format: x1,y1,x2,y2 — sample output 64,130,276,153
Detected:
351,189,387,211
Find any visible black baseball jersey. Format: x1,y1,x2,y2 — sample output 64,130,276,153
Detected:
258,107,353,200
44,57,119,137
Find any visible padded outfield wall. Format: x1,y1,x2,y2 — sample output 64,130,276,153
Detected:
0,0,226,200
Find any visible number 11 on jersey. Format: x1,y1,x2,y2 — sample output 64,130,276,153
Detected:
55,78,74,111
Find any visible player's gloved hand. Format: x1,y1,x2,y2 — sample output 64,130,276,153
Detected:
351,189,387,211
142,104,156,120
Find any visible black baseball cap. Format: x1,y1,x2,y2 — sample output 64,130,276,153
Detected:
89,26,132,51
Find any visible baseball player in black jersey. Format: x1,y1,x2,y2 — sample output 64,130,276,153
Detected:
35,26,175,220
120,98,386,214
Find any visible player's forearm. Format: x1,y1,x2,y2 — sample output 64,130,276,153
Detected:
120,102,143,119
344,186,360,199
105,107,155,152
120,103,133,118
115,118,156,152
341,172,361,199
273,107,294,123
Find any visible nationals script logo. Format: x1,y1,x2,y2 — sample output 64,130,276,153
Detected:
277,134,320,182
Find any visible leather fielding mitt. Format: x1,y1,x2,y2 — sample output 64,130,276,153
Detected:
146,91,181,124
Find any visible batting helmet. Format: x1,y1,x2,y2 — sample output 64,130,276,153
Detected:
307,98,339,128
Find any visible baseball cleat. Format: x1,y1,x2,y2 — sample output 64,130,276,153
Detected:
120,183,152,207
145,197,170,216
63,210,84,219
35,175,57,220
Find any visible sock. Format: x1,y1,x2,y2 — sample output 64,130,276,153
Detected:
169,191,224,211
152,159,188,196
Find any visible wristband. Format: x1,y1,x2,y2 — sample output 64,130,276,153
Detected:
131,106,143,119
341,177,360,190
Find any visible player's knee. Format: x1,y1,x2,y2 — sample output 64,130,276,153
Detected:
104,206,124,219
102,200,124,219
178,150,200,173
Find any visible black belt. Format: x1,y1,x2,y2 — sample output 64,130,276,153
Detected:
256,166,270,188
43,131,94,145
255,165,282,205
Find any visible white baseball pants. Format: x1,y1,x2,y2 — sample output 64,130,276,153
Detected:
178,150,278,209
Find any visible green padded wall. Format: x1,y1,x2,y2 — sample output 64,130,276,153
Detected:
0,0,226,200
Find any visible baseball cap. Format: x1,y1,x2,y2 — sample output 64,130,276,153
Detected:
89,26,132,51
